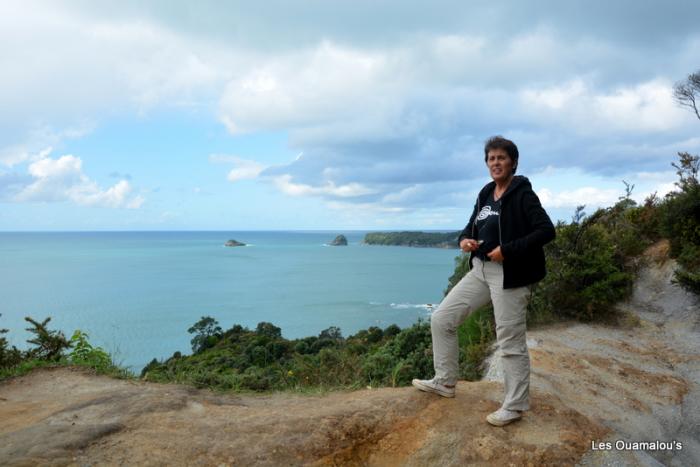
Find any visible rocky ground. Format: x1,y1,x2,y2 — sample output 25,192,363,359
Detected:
1,241,698,466
0,368,605,466
484,240,700,466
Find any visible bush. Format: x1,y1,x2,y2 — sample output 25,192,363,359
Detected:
256,322,282,339
24,317,71,361
1,316,129,380
361,349,395,386
674,244,700,294
364,321,434,386
527,205,635,322
660,152,700,293
458,306,496,381
68,330,113,371
0,315,22,369
147,318,437,392
444,254,470,296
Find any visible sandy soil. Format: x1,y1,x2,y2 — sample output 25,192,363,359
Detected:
1,241,697,466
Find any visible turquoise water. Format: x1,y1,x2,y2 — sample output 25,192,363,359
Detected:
0,231,458,371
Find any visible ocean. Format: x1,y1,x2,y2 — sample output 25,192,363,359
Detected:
0,231,458,372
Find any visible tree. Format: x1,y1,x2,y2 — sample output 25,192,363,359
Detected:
672,152,699,192
674,69,700,121
188,316,223,353
255,322,282,339
666,71,700,294
318,326,342,340
24,317,71,361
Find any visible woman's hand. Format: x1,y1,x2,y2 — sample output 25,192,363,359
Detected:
487,246,504,262
459,238,479,252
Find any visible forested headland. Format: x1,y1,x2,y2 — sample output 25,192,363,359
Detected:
363,231,460,248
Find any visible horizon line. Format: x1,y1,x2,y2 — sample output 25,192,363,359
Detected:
0,228,462,233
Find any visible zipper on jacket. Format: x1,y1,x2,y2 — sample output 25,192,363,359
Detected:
472,195,481,239
498,201,503,246
496,181,512,247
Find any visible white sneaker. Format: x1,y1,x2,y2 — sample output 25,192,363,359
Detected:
411,378,455,398
486,408,522,426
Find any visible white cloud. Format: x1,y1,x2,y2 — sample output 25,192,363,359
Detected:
594,80,685,132
520,79,689,133
227,159,267,182
14,154,144,209
218,41,393,134
209,154,268,182
521,80,587,111
272,174,377,198
0,122,95,168
0,2,234,137
634,170,677,182
381,185,426,204
0,145,53,168
650,182,678,198
2,2,700,228
68,179,145,209
537,180,679,210
537,187,620,209
323,199,469,229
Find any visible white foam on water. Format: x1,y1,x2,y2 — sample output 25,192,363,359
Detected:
389,302,437,311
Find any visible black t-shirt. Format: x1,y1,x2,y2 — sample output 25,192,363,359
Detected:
474,194,501,261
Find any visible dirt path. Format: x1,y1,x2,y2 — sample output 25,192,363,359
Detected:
1,241,697,466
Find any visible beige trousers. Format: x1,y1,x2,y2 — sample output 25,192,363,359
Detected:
431,257,531,411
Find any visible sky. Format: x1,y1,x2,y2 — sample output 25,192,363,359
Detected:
1,0,699,231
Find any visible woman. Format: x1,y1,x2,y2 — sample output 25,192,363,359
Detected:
412,136,555,426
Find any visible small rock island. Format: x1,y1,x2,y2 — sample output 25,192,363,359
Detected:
224,239,246,247
329,235,348,246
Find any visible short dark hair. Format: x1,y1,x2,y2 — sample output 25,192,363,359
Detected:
484,136,519,174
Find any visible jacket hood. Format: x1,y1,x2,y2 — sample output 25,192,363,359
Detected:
478,175,532,201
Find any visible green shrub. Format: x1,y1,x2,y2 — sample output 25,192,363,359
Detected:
68,330,113,371
24,317,71,361
256,322,282,339
0,316,129,380
372,321,434,386
660,152,700,293
444,253,470,296
529,208,634,322
457,306,496,381
0,314,22,369
360,348,395,386
146,318,437,392
670,225,700,294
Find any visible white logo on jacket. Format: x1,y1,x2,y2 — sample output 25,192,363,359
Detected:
476,205,499,221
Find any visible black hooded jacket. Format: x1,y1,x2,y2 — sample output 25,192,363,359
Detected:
458,175,555,289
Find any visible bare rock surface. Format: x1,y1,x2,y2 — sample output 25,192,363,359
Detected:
1,367,605,466
485,240,700,466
